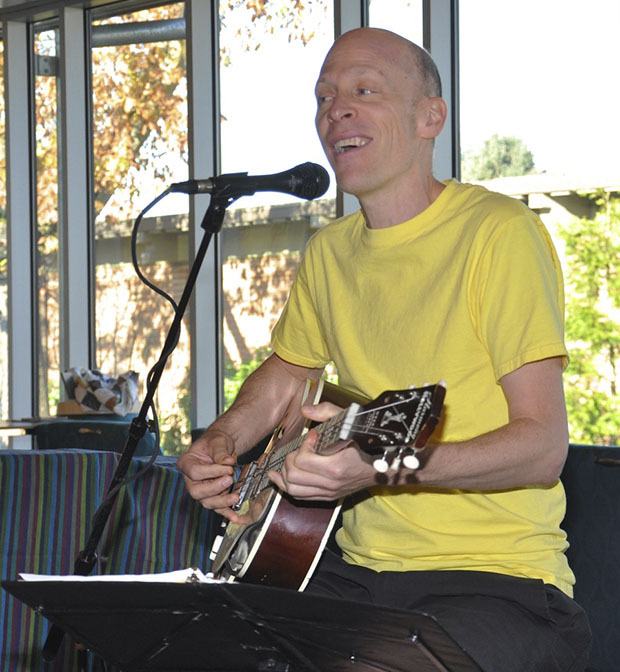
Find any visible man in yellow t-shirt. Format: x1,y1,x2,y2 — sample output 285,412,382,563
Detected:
179,27,591,671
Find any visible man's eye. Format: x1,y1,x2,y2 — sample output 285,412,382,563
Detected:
357,87,373,96
317,94,332,104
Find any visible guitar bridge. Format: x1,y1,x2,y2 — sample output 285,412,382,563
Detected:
232,461,258,511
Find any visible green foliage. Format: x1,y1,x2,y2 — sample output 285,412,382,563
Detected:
223,351,339,413
461,134,535,181
560,192,619,445
158,365,191,456
224,348,271,409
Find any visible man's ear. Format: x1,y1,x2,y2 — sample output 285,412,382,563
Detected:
417,96,447,139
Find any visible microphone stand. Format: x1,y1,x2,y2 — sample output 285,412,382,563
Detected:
42,190,238,662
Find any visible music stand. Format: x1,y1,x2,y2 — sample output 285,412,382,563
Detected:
2,580,481,672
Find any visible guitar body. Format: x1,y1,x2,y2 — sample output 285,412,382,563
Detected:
211,379,365,591
215,489,340,590
210,379,445,592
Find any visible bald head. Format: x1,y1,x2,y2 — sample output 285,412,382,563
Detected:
324,28,442,99
314,26,447,206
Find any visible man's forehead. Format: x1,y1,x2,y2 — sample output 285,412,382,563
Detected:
317,36,417,84
315,64,389,87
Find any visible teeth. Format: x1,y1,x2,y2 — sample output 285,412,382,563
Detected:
334,137,369,153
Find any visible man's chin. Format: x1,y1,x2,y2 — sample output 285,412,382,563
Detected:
332,169,365,196
334,178,369,200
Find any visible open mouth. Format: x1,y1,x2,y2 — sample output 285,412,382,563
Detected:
333,136,371,154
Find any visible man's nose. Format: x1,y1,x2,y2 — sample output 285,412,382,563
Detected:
328,96,355,122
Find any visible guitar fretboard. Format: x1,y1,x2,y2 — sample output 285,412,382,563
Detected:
231,382,444,511
244,408,349,501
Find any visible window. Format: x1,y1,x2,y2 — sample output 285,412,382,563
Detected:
90,3,190,452
0,39,7,429
368,0,424,44
218,0,337,405
0,0,613,449
34,26,61,416
459,0,620,445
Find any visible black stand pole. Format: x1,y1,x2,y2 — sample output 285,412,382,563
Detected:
42,193,236,662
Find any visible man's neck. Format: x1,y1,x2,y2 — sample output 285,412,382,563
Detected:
359,176,446,230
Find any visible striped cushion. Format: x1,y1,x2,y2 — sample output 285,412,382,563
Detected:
0,450,215,671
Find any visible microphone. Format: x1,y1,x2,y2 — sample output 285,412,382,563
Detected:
169,162,330,201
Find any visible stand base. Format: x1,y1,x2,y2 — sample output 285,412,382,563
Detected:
2,580,482,672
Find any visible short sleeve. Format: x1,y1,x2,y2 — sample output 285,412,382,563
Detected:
469,212,568,381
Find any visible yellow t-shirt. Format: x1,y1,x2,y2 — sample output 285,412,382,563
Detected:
271,179,574,595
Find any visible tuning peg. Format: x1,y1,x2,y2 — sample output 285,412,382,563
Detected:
373,451,390,473
403,450,420,470
389,446,408,472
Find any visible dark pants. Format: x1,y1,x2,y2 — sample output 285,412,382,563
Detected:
306,550,592,672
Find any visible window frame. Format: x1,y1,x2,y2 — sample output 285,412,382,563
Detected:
0,0,456,436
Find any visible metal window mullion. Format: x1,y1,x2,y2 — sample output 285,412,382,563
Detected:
90,17,185,48
335,0,366,35
334,0,365,216
427,0,459,180
59,6,91,378
186,0,219,429
3,20,34,420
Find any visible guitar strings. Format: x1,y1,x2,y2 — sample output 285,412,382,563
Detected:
343,393,426,418
230,391,433,502
233,421,415,494
233,432,416,505
238,418,423,482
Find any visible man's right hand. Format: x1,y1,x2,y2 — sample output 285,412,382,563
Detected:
176,354,324,522
177,429,243,522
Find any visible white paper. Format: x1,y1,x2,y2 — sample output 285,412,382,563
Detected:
18,568,223,584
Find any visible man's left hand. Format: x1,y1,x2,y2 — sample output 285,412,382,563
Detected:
267,402,378,500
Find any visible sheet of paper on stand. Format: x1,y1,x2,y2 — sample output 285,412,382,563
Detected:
18,568,223,583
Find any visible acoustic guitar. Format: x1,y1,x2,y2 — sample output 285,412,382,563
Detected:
210,379,446,590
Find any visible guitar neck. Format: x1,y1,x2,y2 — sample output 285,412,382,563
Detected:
266,410,348,472
246,411,347,499
237,381,445,505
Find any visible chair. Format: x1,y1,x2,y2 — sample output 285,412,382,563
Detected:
561,444,620,672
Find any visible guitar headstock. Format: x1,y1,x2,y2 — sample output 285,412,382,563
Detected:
339,382,446,472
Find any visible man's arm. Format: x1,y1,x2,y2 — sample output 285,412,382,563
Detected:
269,357,568,498
177,353,323,520
417,355,568,489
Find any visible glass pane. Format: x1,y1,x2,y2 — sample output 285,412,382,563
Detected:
368,0,424,44
459,1,620,445
218,0,337,406
34,27,61,416
91,3,189,454
0,40,7,433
